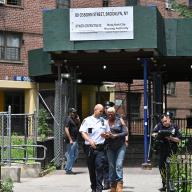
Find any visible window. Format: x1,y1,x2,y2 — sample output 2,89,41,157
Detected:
167,109,176,118
166,82,176,95
103,0,109,7
57,0,70,8
6,0,21,6
0,32,21,61
4,90,24,113
129,93,141,120
190,82,192,96
189,0,192,7
126,0,138,6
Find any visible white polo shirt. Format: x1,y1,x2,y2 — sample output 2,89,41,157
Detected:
79,115,110,145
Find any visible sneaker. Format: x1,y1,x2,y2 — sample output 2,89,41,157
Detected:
65,171,76,175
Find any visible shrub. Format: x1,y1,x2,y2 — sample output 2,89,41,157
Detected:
1,178,13,192
38,109,51,140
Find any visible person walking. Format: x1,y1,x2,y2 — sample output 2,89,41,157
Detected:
102,101,115,190
152,112,181,191
79,104,110,192
64,108,81,174
101,107,128,192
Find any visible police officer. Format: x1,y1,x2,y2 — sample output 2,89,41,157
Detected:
79,104,110,192
152,112,181,192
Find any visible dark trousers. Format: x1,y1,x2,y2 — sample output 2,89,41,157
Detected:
159,151,173,186
103,150,109,185
84,145,106,192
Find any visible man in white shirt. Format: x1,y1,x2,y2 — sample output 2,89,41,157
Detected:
79,104,110,192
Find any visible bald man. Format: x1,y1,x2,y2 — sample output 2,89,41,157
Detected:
80,104,110,192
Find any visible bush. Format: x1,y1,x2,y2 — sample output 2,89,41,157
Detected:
38,109,51,140
1,178,13,192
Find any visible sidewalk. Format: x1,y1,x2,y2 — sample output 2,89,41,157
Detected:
13,167,162,192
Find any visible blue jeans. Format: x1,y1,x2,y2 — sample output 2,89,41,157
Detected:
107,144,126,184
64,141,79,172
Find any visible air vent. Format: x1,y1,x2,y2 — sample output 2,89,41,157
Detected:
0,0,5,5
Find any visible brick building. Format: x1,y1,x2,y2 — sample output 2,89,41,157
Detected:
0,0,56,114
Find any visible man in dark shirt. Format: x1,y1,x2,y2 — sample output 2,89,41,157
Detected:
152,113,181,191
64,108,80,174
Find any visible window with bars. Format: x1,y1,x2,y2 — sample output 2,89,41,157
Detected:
0,32,21,61
166,82,176,95
129,93,141,120
7,0,21,6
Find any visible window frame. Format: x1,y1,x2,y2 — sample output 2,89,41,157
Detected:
6,0,22,6
166,82,176,95
189,0,192,7
0,31,22,62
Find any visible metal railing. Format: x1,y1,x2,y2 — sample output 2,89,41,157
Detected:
166,154,192,192
0,106,47,166
129,118,188,135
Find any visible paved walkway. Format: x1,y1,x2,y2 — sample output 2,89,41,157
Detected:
13,167,162,192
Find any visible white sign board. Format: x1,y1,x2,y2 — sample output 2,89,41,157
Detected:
70,7,134,41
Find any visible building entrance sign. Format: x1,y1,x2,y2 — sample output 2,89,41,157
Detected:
70,6,134,41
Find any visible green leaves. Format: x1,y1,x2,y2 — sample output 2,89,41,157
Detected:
1,178,13,192
38,109,51,141
172,1,192,18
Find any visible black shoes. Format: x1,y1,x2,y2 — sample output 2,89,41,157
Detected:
159,186,166,191
65,170,76,175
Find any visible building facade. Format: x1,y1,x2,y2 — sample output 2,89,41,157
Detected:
0,0,191,128
0,0,56,114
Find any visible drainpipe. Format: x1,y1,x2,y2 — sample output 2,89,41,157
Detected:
143,58,148,164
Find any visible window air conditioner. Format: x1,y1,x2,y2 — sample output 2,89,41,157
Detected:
0,0,5,5
166,89,172,95
165,1,172,10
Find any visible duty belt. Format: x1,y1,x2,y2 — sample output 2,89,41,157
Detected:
95,144,105,151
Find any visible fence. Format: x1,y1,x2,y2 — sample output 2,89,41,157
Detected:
166,154,192,192
130,118,187,135
0,106,47,166
166,123,192,192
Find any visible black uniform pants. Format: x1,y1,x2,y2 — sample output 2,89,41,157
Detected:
84,145,106,192
159,151,173,186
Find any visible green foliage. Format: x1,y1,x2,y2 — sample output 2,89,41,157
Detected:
11,135,34,162
178,129,192,153
1,178,13,192
172,1,192,18
169,154,192,192
0,135,34,162
38,109,51,140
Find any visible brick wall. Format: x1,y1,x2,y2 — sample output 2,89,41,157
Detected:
168,82,192,118
0,0,56,80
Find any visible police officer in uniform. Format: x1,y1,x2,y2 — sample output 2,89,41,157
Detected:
79,104,110,192
152,112,181,191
